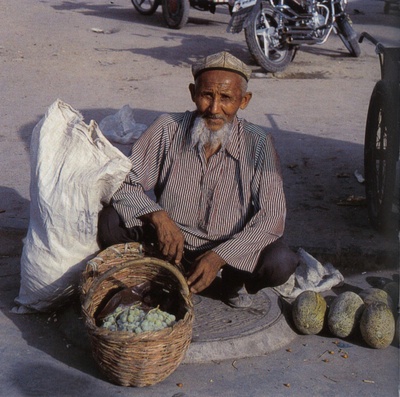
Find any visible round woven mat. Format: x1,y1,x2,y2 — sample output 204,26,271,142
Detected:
58,277,288,363
191,287,281,342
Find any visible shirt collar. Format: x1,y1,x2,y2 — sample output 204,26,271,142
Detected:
225,117,240,160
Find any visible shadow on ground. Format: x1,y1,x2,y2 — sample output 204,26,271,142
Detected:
6,102,398,270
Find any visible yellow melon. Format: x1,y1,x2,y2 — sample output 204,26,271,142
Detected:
359,288,394,312
328,291,364,338
360,301,395,349
292,291,327,335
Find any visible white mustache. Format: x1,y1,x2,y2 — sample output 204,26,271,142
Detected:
204,115,226,120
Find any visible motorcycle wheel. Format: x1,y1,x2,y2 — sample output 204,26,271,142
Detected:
364,80,399,233
162,0,190,29
244,3,294,73
336,17,361,57
131,0,159,15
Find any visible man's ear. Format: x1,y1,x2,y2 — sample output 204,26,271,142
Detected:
189,83,196,102
240,92,252,110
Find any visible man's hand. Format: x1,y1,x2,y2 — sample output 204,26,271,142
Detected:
187,251,226,294
140,210,184,264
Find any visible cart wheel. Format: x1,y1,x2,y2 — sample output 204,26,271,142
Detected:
162,0,190,29
131,0,159,15
364,80,399,233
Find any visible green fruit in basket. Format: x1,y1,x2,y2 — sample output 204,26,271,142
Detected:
167,314,176,324
101,303,177,334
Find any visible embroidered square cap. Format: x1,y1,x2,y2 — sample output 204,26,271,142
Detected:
192,51,252,82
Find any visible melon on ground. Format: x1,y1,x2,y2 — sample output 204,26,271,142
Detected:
360,301,395,349
359,288,394,312
292,291,327,335
328,291,364,338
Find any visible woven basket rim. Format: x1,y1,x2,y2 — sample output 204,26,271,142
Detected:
82,256,190,311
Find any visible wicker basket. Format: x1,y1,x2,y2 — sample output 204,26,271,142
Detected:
81,253,194,387
81,242,145,296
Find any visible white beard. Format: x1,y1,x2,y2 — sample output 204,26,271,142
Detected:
191,117,232,151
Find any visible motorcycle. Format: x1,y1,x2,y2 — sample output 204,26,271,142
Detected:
131,0,232,29
227,0,361,73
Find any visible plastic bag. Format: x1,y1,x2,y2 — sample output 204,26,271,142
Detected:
274,248,344,299
99,105,147,144
13,99,132,313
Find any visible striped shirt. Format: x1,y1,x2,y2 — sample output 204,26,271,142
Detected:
112,111,286,272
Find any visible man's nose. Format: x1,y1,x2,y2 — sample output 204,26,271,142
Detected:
209,97,221,114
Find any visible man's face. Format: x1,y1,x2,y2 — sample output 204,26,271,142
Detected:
189,70,252,132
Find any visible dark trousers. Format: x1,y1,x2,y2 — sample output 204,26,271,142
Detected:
98,206,299,293
97,205,157,249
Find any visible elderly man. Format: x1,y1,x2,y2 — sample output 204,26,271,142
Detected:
98,51,298,307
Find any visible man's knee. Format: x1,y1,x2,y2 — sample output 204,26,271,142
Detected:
97,206,117,248
246,239,299,292
97,206,140,249
266,248,298,287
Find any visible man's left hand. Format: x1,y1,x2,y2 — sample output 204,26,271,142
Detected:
187,251,226,294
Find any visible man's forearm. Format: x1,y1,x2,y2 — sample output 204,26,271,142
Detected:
140,210,185,264
139,210,169,227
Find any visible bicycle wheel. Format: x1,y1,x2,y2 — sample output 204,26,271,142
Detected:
364,80,399,233
162,0,190,29
131,0,159,15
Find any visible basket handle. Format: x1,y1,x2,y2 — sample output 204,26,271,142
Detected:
82,257,190,311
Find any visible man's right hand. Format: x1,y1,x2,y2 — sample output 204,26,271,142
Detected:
140,210,184,264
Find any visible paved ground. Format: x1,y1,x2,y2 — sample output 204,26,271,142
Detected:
1,254,398,396
0,0,399,396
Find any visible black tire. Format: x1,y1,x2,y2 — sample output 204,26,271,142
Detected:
336,17,361,57
131,0,159,15
364,80,399,233
244,3,294,73
162,0,190,29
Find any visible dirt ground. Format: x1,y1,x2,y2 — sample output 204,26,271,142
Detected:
0,1,399,396
1,0,399,269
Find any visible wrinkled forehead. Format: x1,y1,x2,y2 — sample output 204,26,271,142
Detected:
195,69,245,90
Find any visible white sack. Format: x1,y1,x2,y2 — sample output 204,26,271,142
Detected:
13,99,131,313
274,248,344,299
